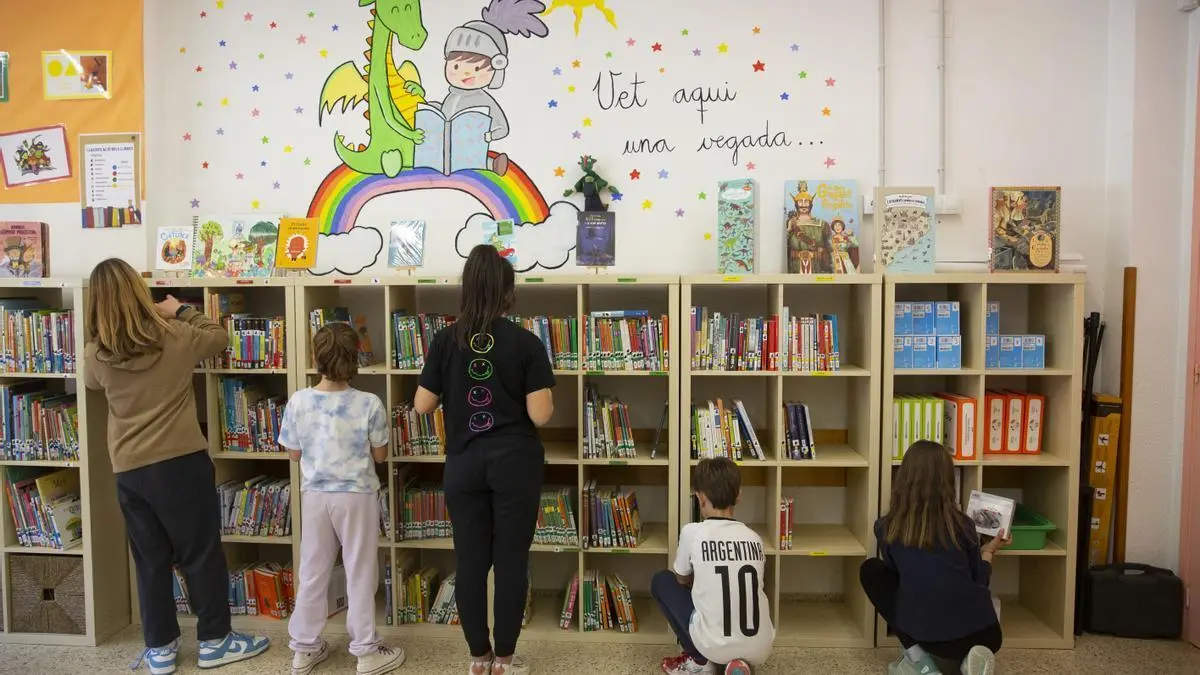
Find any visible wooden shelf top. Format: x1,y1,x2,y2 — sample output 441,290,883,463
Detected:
777,524,868,557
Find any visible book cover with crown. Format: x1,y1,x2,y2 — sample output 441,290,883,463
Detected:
784,180,860,274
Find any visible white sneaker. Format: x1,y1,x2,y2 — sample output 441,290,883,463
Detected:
665,657,715,675
357,645,405,675
468,657,493,675
491,655,531,675
292,639,330,675
961,646,995,675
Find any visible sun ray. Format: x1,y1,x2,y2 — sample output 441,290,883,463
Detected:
544,0,619,36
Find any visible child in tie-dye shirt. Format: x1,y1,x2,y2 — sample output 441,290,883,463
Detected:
278,323,404,675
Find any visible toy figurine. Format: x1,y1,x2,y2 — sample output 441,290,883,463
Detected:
563,155,618,212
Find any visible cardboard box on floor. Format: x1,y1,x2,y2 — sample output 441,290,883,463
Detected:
1087,394,1123,567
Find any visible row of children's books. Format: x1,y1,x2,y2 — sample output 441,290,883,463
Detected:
310,308,374,366
784,401,818,460
386,562,533,627
510,315,579,371
581,481,644,549
561,570,638,632
392,312,453,370
393,473,451,542
689,307,842,372
3,467,82,550
584,386,635,460
204,293,287,370
216,476,292,537
218,378,285,454
534,487,579,547
0,300,74,374
0,383,78,461
583,312,669,372
689,399,767,461
185,562,295,619
391,403,444,457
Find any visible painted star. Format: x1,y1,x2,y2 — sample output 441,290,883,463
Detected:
236,172,244,180
196,100,204,107
244,12,253,21
304,158,312,166
826,77,836,87
183,133,192,141
179,47,187,54
307,10,315,18
261,136,270,144
273,181,281,189
753,60,766,72
822,107,831,116
319,49,329,58
658,169,669,179
294,106,304,114
567,85,576,93
641,199,653,210
284,146,294,153
190,198,200,208
216,127,225,135
582,117,593,127
554,166,565,177
269,21,278,29
251,108,261,117
791,43,800,51
572,131,582,139
285,72,295,80
195,65,204,73
626,38,636,47
681,29,689,36
572,59,581,68
697,192,707,200
824,156,837,168
201,161,209,169
548,99,558,108
552,67,562,75
717,43,729,53
199,10,207,18
704,232,712,241
220,97,229,106
332,24,339,31
219,40,227,47
693,48,702,56
659,67,666,74
251,200,261,209
652,42,663,52
251,84,260,92
258,53,265,60
746,162,757,170
675,208,685,217
297,35,307,45
752,26,762,34
629,169,641,180
611,192,623,201
215,0,224,7
260,160,268,167
780,92,790,101
606,51,613,59
229,61,238,70
798,70,808,79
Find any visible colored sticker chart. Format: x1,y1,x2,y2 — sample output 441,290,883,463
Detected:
41,50,111,101
79,133,143,228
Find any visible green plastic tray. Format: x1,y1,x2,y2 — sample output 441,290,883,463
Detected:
1007,504,1057,550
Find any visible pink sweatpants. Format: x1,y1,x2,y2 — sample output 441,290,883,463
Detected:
288,491,382,657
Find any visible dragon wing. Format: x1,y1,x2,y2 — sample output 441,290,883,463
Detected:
319,61,369,125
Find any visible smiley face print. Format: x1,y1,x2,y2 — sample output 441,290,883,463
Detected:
468,358,494,381
470,333,495,354
468,385,493,407
468,411,495,432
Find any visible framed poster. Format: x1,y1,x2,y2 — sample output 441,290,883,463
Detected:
0,125,72,188
79,133,143,227
42,50,111,101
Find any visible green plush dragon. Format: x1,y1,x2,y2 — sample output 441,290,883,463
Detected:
318,0,429,177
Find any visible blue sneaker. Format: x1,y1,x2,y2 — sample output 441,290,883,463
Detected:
131,637,180,674
197,631,270,669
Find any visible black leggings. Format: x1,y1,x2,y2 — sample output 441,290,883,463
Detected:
860,558,1002,663
444,440,543,659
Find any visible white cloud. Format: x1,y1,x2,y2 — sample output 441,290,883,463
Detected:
312,226,383,276
453,201,579,272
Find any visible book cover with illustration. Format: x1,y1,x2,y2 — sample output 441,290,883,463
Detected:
717,179,756,274
156,225,194,271
275,218,320,270
966,490,1015,539
388,220,426,268
989,186,1061,272
784,180,861,274
192,214,281,278
482,218,518,268
413,104,492,175
875,187,936,273
576,211,615,267
0,221,48,278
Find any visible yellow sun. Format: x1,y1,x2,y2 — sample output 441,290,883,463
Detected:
544,0,618,37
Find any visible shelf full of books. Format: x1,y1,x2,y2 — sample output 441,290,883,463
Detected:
879,273,1084,650
0,280,130,647
680,274,881,649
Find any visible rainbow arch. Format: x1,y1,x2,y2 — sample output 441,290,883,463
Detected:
307,153,551,235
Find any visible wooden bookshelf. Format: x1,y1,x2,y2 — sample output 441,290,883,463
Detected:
679,274,883,648
0,279,130,647
879,273,1085,649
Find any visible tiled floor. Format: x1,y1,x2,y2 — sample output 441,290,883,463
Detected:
3,627,1199,674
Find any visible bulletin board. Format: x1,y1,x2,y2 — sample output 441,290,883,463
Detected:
0,0,145,204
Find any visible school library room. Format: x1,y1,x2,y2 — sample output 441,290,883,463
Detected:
2,0,1200,674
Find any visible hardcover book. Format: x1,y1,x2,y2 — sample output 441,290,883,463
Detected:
0,221,48,278
275,218,320,270
875,187,935,273
388,220,426,268
717,179,755,274
784,180,861,274
576,211,615,267
156,225,194,271
193,215,281,278
966,490,1015,538
989,186,1060,272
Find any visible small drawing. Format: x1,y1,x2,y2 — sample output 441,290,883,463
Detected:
971,508,1002,530
543,0,618,36
1098,433,1109,446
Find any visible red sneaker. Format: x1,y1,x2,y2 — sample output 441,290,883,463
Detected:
661,652,689,672
724,658,753,675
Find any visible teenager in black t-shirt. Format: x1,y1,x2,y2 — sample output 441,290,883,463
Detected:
414,245,555,675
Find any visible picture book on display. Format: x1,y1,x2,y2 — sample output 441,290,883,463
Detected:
966,490,1015,538
784,180,861,274
388,219,426,268
576,211,615,267
192,214,281,278
717,178,755,274
275,217,319,270
156,226,194,271
481,218,518,268
875,187,936,273
989,186,1061,272
0,222,48,278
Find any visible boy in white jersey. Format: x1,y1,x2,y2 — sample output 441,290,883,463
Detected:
653,458,775,675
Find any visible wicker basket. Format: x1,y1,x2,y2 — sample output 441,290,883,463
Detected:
9,554,86,635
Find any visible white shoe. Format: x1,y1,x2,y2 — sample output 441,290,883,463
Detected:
491,655,531,675
665,657,715,675
962,645,995,675
468,656,493,675
292,640,330,675
357,645,405,675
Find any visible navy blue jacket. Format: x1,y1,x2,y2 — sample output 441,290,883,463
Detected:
874,516,998,642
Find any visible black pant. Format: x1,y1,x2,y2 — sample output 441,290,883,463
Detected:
116,450,232,647
444,440,543,659
860,558,1002,663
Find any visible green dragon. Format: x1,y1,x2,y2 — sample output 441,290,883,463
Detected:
319,0,429,177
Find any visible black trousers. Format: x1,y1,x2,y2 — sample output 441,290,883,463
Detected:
116,450,232,647
860,558,1003,663
444,440,543,659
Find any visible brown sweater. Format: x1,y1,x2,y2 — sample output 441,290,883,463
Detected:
83,308,229,473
